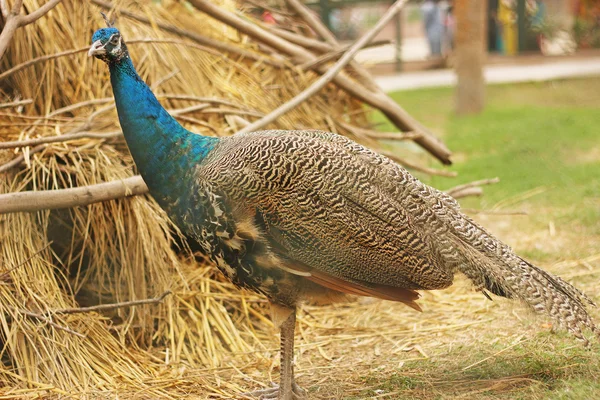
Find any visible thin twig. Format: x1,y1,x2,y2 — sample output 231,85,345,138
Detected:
53,291,172,315
0,144,46,173
202,107,264,118
446,178,501,196
0,130,122,150
337,121,421,141
462,208,528,216
158,94,241,108
0,242,53,283
380,150,457,177
298,40,390,70
269,27,335,53
449,187,483,199
45,98,113,118
0,99,32,109
0,176,148,214
169,104,211,116
14,308,86,338
236,0,410,135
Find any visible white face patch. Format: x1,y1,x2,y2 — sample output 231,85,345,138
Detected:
110,34,123,56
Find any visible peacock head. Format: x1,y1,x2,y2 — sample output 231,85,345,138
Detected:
89,27,129,63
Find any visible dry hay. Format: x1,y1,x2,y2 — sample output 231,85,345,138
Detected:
0,0,374,397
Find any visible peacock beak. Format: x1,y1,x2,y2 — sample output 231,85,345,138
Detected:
88,40,106,57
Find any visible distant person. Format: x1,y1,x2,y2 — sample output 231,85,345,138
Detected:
440,0,455,54
531,0,546,48
421,0,443,57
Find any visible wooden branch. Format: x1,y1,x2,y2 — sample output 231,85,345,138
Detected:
90,0,282,67
0,176,148,214
0,9,21,60
0,0,63,60
446,178,500,196
236,0,409,135
1,0,10,18
20,0,62,25
53,291,171,315
188,0,452,164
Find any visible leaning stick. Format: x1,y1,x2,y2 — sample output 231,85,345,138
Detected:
236,0,410,135
188,0,451,164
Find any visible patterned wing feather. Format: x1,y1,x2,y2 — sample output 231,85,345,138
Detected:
200,130,455,293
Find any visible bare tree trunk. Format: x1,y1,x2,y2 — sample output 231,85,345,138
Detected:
455,0,487,115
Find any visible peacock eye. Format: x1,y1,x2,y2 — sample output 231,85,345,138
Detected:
109,35,120,45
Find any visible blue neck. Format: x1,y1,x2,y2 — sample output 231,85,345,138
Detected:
108,56,217,203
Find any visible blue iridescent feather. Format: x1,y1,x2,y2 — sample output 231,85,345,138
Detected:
93,28,218,209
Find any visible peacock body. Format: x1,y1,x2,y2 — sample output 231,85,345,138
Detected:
90,26,596,399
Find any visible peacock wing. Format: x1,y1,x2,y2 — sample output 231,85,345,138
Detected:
203,131,455,298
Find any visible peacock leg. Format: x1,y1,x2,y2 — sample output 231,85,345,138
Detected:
243,307,306,399
278,309,303,399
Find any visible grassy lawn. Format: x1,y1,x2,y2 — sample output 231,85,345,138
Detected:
348,78,600,400
375,78,600,251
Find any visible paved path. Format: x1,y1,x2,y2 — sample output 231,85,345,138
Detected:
373,57,600,91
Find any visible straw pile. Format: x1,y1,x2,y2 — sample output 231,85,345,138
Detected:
0,0,413,397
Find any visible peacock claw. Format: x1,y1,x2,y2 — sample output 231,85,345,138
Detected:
242,381,306,399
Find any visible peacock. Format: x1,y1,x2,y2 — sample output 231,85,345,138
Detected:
89,24,597,400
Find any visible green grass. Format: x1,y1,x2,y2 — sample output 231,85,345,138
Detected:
373,78,600,235
354,336,600,399
360,78,600,399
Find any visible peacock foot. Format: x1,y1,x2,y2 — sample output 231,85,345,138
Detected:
242,381,307,400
